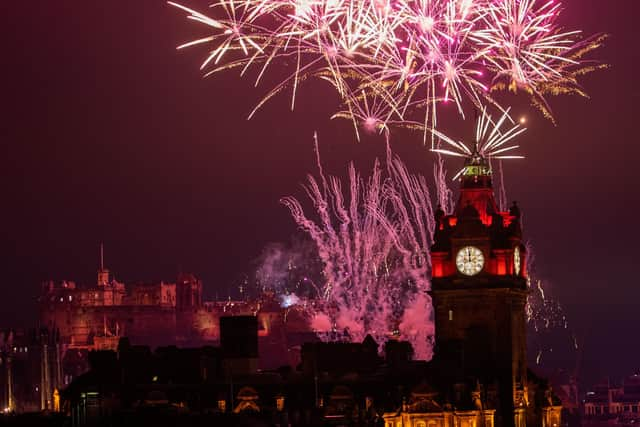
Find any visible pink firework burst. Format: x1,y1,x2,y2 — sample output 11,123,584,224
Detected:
169,0,604,139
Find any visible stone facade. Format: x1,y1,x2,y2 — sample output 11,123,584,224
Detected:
383,383,496,427
584,375,640,427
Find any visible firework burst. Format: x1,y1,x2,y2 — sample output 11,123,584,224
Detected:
169,0,603,139
430,106,526,179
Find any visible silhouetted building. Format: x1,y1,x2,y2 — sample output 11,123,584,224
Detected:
1,328,64,413
220,315,259,376
61,334,498,426
584,374,640,427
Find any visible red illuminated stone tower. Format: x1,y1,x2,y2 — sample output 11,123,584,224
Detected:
430,151,528,427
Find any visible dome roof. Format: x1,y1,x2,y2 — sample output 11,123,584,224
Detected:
237,386,259,400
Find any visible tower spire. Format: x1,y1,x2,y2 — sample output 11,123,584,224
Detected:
97,243,109,286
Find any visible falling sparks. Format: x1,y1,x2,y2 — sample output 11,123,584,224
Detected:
169,0,604,140
279,135,436,358
525,242,576,366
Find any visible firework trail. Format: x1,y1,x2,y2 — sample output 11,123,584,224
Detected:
433,154,455,214
495,159,508,211
280,134,436,358
524,241,576,367
484,161,576,367
169,0,604,140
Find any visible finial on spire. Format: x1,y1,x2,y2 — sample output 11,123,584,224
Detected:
97,243,109,286
100,242,104,271
509,201,521,219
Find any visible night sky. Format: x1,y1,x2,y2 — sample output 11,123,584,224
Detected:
1,2,637,387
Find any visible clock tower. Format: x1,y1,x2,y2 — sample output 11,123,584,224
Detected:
430,152,528,427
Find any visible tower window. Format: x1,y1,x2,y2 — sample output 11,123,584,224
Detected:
449,310,453,321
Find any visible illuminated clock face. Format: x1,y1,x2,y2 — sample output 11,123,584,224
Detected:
456,246,484,276
514,246,521,276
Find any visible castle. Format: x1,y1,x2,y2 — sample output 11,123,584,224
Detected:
38,246,311,352
1,249,309,411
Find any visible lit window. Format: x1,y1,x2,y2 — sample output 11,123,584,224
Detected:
449,310,453,321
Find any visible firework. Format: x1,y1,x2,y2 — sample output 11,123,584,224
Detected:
280,135,436,358
169,0,603,139
430,106,526,179
524,242,578,367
